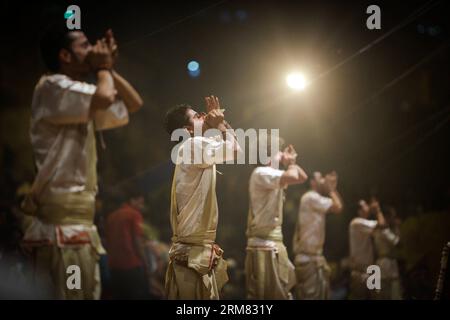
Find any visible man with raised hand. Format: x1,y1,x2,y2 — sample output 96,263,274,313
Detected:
22,24,143,299
292,171,343,299
349,198,387,299
163,95,240,299
245,143,308,299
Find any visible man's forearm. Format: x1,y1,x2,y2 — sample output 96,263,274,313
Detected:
376,210,387,228
90,70,116,115
280,163,306,186
220,120,240,155
329,190,343,214
295,164,308,182
111,70,143,113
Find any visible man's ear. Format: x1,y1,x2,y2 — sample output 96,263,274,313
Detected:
59,48,72,65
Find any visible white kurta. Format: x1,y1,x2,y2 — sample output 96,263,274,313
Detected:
25,73,128,242
166,135,236,299
23,73,129,299
245,166,296,300
349,217,378,270
293,190,333,257
374,228,400,279
30,73,128,200
172,135,236,241
247,166,285,245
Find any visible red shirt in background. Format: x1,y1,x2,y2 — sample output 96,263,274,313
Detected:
105,203,144,270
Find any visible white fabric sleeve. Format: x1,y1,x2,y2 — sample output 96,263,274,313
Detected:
94,100,129,130
381,228,400,245
356,218,378,235
39,75,95,124
253,166,284,189
193,136,235,167
308,192,333,214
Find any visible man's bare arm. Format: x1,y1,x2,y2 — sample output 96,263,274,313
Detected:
205,96,241,159
102,30,143,113
111,70,143,113
88,40,117,114
372,201,387,228
328,190,343,214
325,172,343,214
89,70,116,115
280,164,308,186
280,145,308,186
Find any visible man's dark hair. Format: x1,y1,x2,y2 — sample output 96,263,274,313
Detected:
308,171,321,183
39,23,77,72
164,104,191,135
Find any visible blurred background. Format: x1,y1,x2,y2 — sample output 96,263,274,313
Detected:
0,0,449,299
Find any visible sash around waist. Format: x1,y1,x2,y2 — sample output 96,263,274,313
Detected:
246,225,283,242
36,191,96,225
169,241,224,275
171,229,216,245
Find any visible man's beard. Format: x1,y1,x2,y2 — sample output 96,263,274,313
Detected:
71,53,91,78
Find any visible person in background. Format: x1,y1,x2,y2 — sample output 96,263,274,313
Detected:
373,206,402,299
105,187,151,299
292,171,343,299
245,143,308,299
348,198,386,299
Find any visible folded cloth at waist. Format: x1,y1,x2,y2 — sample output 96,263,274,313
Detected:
246,237,279,251
22,190,96,225
246,225,283,242
294,253,327,265
169,242,224,275
22,216,105,254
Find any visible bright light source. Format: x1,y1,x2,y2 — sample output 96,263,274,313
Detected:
187,60,200,72
187,60,201,78
286,72,307,91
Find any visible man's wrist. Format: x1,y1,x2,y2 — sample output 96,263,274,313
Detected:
329,189,337,195
96,66,112,72
223,120,232,129
217,123,228,133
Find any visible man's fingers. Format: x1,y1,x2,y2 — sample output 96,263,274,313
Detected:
210,95,218,109
215,96,220,109
98,40,107,51
205,97,212,112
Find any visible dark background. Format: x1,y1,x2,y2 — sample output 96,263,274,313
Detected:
1,0,449,299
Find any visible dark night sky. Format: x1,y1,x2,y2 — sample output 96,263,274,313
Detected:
1,0,449,263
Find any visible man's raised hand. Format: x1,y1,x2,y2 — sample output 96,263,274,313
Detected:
105,29,118,64
204,95,226,130
87,39,114,71
205,95,221,112
325,171,338,192
282,144,298,166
